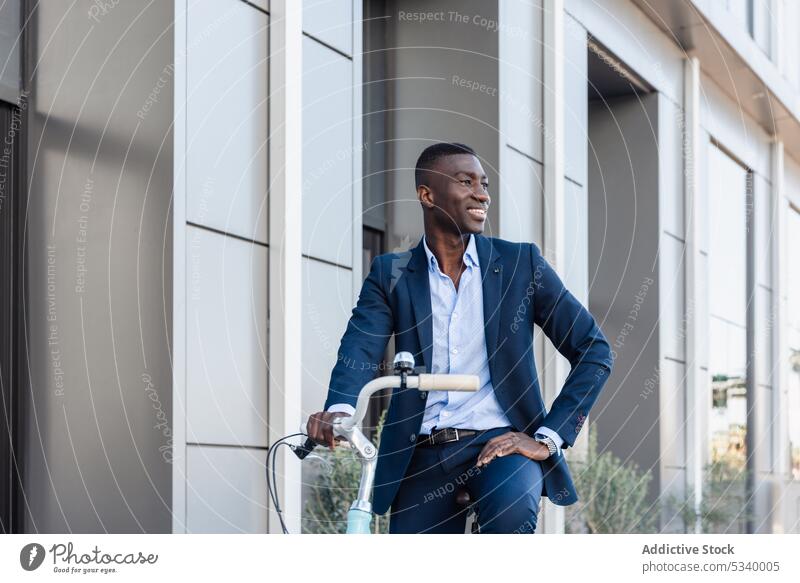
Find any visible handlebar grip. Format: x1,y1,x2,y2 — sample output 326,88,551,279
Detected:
417,374,480,392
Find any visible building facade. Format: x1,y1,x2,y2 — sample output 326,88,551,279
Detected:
2,0,799,534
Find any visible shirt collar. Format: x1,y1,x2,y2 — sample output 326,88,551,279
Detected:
422,234,479,273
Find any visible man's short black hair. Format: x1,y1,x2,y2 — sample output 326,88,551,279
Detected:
414,142,477,188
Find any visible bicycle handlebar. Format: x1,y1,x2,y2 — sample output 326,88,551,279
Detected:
341,373,480,431
299,372,481,443
415,373,480,392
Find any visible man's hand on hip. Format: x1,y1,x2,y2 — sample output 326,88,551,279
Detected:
306,411,351,450
476,431,550,467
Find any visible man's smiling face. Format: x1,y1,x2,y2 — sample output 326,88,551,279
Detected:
422,153,491,235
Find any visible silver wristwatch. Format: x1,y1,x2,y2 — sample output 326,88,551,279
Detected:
533,432,558,457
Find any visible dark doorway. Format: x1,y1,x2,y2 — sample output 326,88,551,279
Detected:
586,38,662,505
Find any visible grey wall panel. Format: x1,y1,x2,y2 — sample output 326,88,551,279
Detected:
500,0,544,164
698,251,709,370
781,483,800,533
786,151,800,208
301,257,353,415
186,0,268,243
750,476,775,533
727,0,750,29
753,383,773,474
707,143,749,334
659,95,684,240
498,147,542,244
780,0,800,89
186,226,268,447
564,178,588,302
754,172,772,288
302,37,354,266
303,0,353,56
698,131,711,254
564,14,587,186
659,357,687,469
659,466,687,532
659,233,686,363
24,0,173,532
699,72,771,178
754,284,774,387
186,445,267,533
752,0,771,57
249,0,269,11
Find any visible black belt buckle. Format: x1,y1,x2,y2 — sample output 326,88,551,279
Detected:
435,427,459,445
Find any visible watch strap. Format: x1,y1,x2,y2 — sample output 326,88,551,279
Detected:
534,432,558,457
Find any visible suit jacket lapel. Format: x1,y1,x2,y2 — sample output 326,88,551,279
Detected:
475,235,503,369
404,238,433,372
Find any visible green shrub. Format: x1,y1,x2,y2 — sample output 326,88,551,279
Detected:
667,460,750,533
565,432,657,533
302,411,389,534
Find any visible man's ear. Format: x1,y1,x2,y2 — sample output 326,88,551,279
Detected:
417,184,435,209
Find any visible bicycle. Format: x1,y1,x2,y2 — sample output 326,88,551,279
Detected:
266,351,479,533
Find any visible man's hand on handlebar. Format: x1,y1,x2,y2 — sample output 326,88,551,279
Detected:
306,411,351,450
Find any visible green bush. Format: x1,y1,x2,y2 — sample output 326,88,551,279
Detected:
302,411,389,534
667,460,750,534
565,432,657,533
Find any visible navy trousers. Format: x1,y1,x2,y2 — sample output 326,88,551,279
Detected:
388,427,544,534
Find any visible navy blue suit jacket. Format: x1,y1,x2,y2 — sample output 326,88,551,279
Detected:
324,235,613,515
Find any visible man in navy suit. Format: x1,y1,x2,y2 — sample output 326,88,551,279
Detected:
307,142,613,533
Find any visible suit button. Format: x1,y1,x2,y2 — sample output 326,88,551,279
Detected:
409,433,417,443
419,391,427,400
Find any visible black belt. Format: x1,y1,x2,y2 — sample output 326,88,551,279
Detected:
416,427,478,447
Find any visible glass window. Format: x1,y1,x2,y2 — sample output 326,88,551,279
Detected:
787,205,800,480
708,143,749,474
